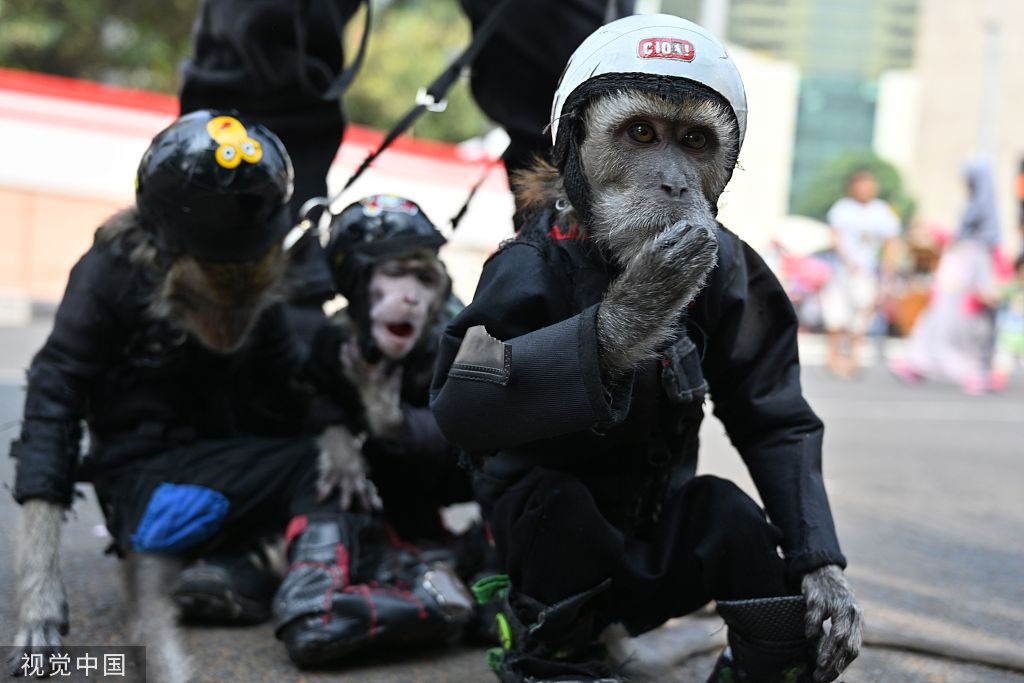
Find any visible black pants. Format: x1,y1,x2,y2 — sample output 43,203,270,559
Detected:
92,436,322,556
490,471,792,637
368,447,474,543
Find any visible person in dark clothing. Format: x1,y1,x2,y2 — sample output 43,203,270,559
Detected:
178,0,637,344
9,112,469,681
430,15,862,683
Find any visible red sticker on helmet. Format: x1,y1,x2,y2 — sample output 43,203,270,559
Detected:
637,38,695,62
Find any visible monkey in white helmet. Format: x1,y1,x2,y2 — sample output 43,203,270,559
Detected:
431,14,861,683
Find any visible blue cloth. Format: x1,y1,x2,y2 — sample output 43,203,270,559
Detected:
132,483,230,553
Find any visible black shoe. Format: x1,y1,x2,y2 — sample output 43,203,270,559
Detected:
171,546,280,625
706,596,814,683
706,647,810,683
274,513,474,668
477,578,623,683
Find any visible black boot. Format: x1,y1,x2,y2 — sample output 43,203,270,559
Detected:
706,595,814,683
171,542,280,625
273,512,474,668
473,576,623,683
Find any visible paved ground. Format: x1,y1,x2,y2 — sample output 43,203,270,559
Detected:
1,320,1022,682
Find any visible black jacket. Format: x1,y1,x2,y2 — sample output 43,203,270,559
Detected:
11,212,307,506
430,217,846,579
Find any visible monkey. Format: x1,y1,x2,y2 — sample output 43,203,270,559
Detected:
429,15,862,683
270,196,495,664
8,111,386,682
309,196,466,532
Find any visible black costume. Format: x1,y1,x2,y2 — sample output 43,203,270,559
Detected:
307,307,472,542
430,215,846,655
10,212,319,553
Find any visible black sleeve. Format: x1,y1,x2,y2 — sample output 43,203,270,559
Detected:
430,241,632,454
12,247,131,505
694,231,846,581
460,0,633,173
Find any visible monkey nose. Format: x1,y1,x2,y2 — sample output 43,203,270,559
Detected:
660,182,688,198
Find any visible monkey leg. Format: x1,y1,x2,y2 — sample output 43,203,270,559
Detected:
486,470,798,681
93,436,322,625
124,553,193,683
11,500,67,675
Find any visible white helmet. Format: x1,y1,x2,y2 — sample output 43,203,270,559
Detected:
550,13,747,150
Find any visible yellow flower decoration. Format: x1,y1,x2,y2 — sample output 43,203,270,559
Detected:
207,116,264,169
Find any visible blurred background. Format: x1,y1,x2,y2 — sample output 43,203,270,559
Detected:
1,0,1022,309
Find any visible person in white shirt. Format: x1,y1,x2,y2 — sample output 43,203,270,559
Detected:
821,170,900,377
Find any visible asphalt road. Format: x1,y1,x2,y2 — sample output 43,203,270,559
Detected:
1,320,1022,683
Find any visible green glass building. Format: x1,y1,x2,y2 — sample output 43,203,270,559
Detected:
659,0,918,211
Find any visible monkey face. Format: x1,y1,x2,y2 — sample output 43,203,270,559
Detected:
367,255,446,360
157,247,287,353
579,90,738,263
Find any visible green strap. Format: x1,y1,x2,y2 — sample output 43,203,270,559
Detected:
471,573,511,605
486,647,505,673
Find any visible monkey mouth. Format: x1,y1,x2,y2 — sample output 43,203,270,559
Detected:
385,322,416,339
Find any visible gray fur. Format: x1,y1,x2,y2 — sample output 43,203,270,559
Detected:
802,564,863,683
97,207,289,353
578,90,730,378
317,424,381,511
13,500,68,668
581,91,739,207
597,221,718,378
123,554,193,683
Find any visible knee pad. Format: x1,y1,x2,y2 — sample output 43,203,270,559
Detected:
132,483,230,554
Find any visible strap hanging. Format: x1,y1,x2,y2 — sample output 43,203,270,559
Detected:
448,146,509,231
338,0,520,195
285,0,520,251
294,0,373,102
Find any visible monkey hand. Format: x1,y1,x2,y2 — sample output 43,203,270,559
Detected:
12,500,68,677
317,424,382,511
597,220,718,378
340,341,404,439
802,564,863,682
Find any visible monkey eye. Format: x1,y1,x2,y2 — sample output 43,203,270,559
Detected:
681,129,708,150
627,122,656,144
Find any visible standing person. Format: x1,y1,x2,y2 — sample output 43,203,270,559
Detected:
820,170,901,378
892,160,1003,394
993,255,1024,384
178,0,636,352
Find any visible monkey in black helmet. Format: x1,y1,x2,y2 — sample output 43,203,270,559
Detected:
8,111,401,681
270,195,494,667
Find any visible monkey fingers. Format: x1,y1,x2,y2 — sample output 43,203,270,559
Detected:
337,473,382,512
802,565,863,683
10,621,65,677
813,600,863,683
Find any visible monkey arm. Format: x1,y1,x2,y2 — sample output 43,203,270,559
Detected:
431,242,632,454
12,246,130,506
12,499,68,671
383,403,454,466
694,231,846,582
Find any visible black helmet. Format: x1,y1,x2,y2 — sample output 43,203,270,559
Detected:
136,110,294,263
325,194,446,298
